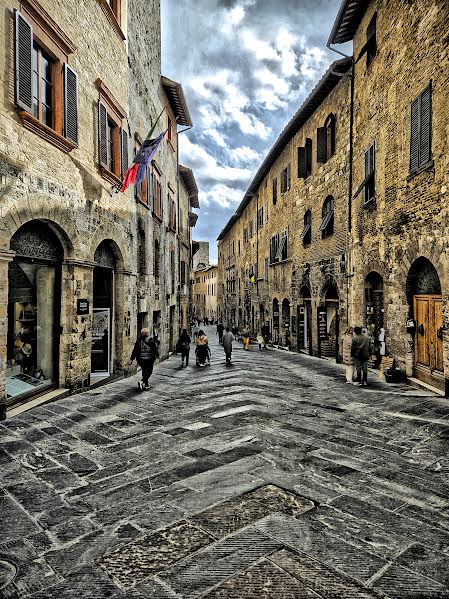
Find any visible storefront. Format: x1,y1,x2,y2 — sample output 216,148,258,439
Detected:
6,222,62,403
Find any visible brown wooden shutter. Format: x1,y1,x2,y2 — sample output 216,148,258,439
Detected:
297,147,307,178
420,84,432,166
98,101,108,168
317,127,326,163
120,128,129,177
14,10,33,113
63,64,78,145
410,97,420,172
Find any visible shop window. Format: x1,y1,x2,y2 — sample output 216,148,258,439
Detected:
320,196,334,239
7,221,63,402
410,84,432,174
301,210,312,245
14,8,78,152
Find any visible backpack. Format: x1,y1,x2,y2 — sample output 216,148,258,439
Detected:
139,337,156,361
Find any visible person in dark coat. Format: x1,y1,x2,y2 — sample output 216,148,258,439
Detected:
222,327,234,363
351,326,370,386
177,329,191,368
216,322,224,344
130,328,159,390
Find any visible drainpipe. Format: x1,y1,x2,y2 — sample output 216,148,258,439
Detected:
327,41,355,333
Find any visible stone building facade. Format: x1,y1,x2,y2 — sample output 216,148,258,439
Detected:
218,58,352,357
205,265,218,322
0,0,197,413
329,0,449,392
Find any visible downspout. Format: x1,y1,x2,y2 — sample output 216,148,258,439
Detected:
177,125,193,330
327,41,355,337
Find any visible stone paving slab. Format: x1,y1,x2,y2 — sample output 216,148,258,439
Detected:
2,327,449,597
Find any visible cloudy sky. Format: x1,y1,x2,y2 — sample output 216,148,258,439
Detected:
161,0,347,262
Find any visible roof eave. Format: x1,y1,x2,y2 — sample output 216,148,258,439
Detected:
162,76,193,128
328,0,368,45
179,165,200,208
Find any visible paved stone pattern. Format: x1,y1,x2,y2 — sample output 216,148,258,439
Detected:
2,328,449,598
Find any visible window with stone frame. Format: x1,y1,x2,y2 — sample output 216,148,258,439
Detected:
134,139,149,206
301,210,312,245
317,114,336,164
280,164,291,193
272,178,278,204
410,84,432,174
170,249,175,294
364,143,376,204
180,260,186,285
265,201,269,223
151,166,162,220
98,0,124,41
270,233,279,264
168,192,176,231
298,139,312,178
97,80,128,185
257,206,264,229
14,4,78,153
138,229,146,275
320,196,334,239
154,239,160,284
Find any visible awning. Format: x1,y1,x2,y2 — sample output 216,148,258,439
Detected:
300,223,311,241
162,76,193,127
179,165,199,208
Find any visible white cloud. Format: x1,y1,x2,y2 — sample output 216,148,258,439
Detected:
228,145,260,166
241,29,278,61
200,184,244,209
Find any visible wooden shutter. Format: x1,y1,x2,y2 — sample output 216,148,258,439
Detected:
298,147,307,178
63,64,78,145
410,96,420,172
14,10,33,113
317,127,326,163
98,101,108,168
121,128,129,177
420,84,432,166
306,138,312,174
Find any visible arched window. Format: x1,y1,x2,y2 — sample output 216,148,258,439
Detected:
300,210,312,245
320,196,334,239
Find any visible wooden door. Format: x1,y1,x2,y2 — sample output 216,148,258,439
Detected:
414,294,444,390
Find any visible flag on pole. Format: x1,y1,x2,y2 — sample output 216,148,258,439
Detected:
121,129,167,192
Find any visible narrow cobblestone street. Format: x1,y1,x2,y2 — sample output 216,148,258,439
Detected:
2,327,449,598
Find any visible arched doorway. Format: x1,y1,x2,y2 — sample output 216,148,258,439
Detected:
365,272,384,367
282,299,291,347
272,298,279,344
91,241,117,377
407,258,443,391
319,283,339,359
297,286,312,354
7,221,63,401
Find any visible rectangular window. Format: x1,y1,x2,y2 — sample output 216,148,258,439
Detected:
281,165,291,193
410,84,432,173
180,261,186,285
270,234,279,264
264,257,269,281
272,178,278,204
364,143,375,204
32,44,53,127
152,168,162,219
265,201,268,223
249,219,254,238
275,230,288,261
168,194,176,230
238,239,241,255
134,142,149,205
366,13,377,65
258,207,264,229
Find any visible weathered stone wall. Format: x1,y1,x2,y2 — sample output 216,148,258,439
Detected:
219,71,351,354
350,0,449,384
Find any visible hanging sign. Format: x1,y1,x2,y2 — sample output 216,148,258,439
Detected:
318,307,328,341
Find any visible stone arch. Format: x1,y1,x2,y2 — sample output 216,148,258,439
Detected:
3,214,76,259
319,274,339,302
406,257,441,307
89,223,130,270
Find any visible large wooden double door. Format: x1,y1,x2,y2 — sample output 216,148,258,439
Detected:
413,295,444,390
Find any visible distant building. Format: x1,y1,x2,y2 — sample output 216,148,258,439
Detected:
192,241,210,271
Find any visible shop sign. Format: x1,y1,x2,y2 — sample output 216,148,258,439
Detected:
77,299,89,315
318,307,328,341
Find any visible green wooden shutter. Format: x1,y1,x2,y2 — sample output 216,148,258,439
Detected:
419,84,432,166
121,128,129,177
14,10,33,113
63,64,78,145
410,97,420,172
317,127,326,163
98,101,108,168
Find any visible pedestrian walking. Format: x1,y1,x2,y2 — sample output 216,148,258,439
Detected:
222,327,234,363
130,328,159,390
217,322,224,344
256,332,264,350
351,326,370,386
242,326,250,351
261,324,269,348
195,329,210,367
176,329,191,368
340,326,354,383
